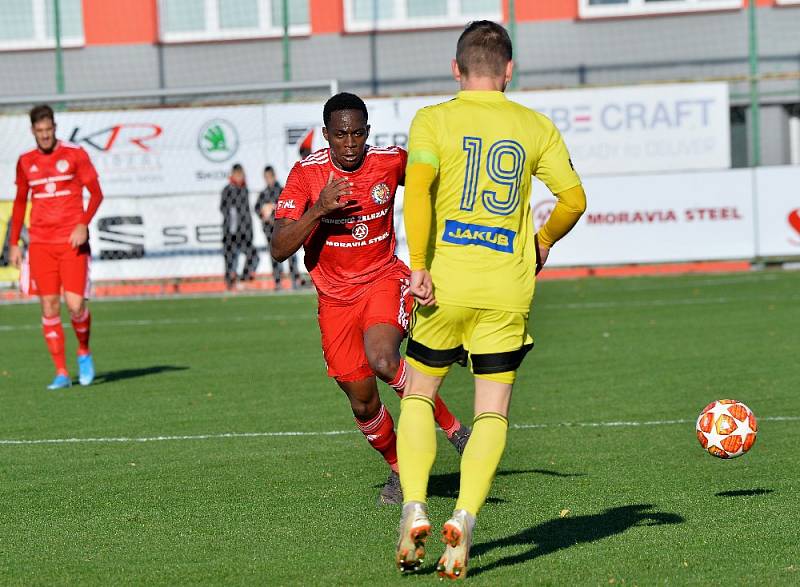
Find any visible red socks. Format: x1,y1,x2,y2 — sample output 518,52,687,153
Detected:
355,404,399,472
387,358,408,394
41,315,67,376
41,309,91,375
70,308,91,355
433,395,460,437
356,359,464,471
388,359,461,438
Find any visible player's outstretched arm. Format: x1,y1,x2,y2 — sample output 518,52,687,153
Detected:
535,184,587,273
271,171,352,262
404,162,437,306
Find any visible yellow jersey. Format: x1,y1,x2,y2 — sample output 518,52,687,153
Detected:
406,90,581,313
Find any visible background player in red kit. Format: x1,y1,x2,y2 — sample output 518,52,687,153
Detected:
271,93,470,504
8,104,104,390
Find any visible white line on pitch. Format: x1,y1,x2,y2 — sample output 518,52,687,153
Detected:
0,416,797,446
545,294,800,311
2,294,799,332
0,313,315,332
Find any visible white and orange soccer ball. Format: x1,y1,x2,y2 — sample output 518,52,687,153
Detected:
696,399,758,459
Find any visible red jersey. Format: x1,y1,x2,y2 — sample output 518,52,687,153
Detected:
14,141,100,244
276,146,409,303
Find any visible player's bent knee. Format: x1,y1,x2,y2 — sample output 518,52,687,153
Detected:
67,303,86,318
366,351,398,380
40,297,60,318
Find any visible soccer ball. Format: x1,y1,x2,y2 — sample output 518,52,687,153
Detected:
696,399,757,459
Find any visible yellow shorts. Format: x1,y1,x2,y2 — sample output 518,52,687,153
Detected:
406,303,533,384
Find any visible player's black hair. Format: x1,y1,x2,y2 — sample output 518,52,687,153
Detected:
323,92,368,127
231,163,244,172
29,104,55,125
456,20,512,78
264,165,275,174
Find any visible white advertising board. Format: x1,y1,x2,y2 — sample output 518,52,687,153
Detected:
394,170,756,270
86,168,758,282
0,165,775,284
265,82,730,182
754,166,800,258
0,105,267,198
528,169,755,266
0,83,730,200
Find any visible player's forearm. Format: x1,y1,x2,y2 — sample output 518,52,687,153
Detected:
538,185,587,249
9,184,29,245
80,179,104,226
271,207,324,262
404,162,437,270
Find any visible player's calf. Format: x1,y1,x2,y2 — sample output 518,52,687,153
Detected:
41,314,68,382
389,359,470,453
341,379,402,490
354,403,398,471
69,307,91,356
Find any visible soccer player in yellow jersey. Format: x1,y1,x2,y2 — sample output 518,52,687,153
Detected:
394,21,587,579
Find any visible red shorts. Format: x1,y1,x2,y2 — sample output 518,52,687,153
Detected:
25,242,91,298
318,276,411,382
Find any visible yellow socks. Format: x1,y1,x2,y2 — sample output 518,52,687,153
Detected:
397,395,437,504
455,412,509,516
397,400,509,515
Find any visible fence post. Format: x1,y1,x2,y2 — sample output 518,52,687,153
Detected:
282,0,291,100
747,0,761,167
54,0,65,97
370,0,379,96
508,0,518,90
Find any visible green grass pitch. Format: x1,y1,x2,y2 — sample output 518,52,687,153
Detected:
0,271,798,585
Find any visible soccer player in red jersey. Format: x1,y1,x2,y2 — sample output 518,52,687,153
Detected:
8,104,104,390
272,93,470,504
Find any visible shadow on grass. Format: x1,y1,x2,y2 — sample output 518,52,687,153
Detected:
715,488,773,497
94,365,189,384
469,504,684,578
426,469,585,505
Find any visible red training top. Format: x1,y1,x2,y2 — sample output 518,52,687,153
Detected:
276,146,410,304
11,140,103,245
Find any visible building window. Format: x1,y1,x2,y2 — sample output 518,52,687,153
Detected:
160,0,310,43
579,0,742,19
344,0,501,32
0,0,83,51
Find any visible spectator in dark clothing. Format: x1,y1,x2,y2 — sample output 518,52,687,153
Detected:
220,163,258,289
255,165,301,290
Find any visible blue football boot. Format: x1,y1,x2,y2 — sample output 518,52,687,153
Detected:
78,354,95,386
47,373,72,390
